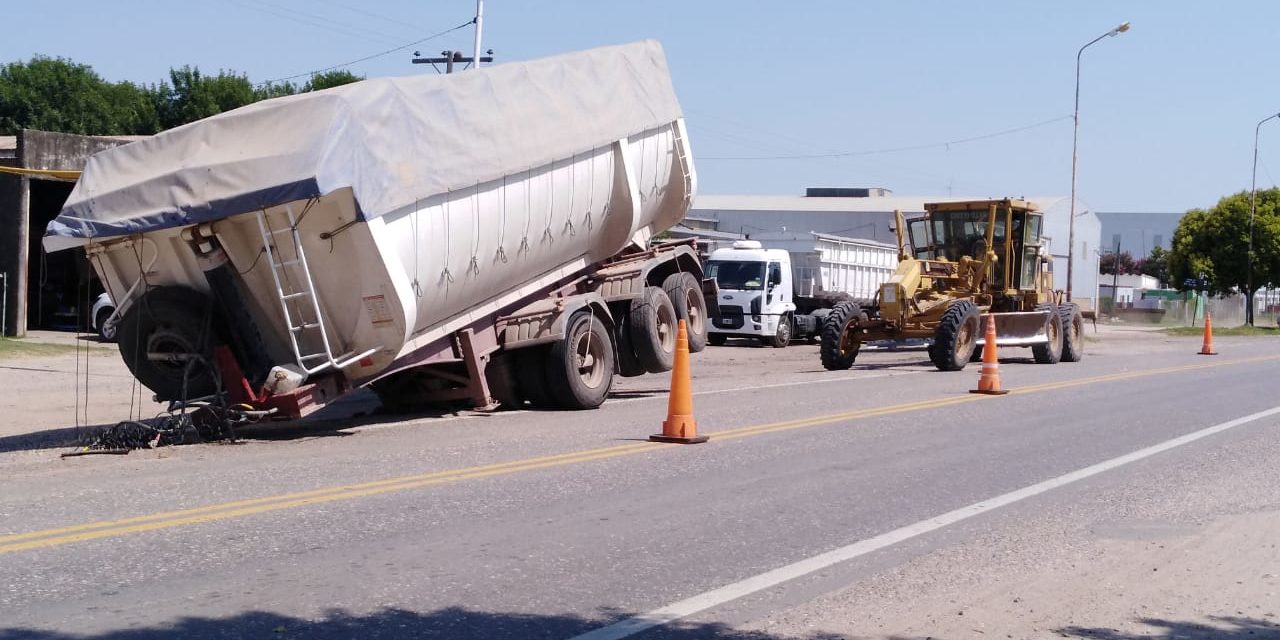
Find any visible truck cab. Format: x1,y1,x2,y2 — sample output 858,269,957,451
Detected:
705,241,797,346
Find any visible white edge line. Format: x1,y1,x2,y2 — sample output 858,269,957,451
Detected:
569,404,1280,640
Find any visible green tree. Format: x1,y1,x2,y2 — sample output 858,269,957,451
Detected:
1099,250,1136,275
0,56,158,135
1168,189,1280,324
303,69,363,92
1137,246,1170,288
153,66,258,130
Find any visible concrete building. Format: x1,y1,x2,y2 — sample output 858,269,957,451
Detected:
1095,211,1183,257
690,188,1103,308
1,130,143,336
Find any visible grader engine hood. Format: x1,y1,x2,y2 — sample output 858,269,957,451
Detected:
975,311,1053,347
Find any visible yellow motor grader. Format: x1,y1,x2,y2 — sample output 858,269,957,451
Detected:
820,198,1085,371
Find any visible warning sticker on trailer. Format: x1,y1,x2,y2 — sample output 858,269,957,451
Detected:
363,295,394,326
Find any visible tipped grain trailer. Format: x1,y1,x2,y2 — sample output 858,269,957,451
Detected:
43,41,712,417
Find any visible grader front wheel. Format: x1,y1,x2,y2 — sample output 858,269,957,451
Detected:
929,300,980,371
820,302,866,370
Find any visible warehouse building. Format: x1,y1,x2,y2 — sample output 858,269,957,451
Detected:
0,129,142,336
689,187,1103,309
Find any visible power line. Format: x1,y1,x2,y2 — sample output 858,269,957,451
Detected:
313,0,426,36
700,115,1074,160
258,19,475,86
222,0,406,45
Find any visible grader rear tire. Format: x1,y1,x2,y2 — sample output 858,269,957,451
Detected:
1031,303,1064,364
929,300,980,371
1059,303,1085,362
820,302,866,370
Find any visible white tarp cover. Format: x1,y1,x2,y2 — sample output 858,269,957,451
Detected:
44,40,682,251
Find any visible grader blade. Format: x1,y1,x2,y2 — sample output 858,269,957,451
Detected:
974,311,1051,347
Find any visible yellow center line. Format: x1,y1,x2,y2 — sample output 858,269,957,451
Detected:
3,354,1277,555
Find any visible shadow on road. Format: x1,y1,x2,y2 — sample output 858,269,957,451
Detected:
0,606,850,640
1057,615,1280,639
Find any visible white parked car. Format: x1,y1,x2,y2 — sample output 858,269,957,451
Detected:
90,292,117,342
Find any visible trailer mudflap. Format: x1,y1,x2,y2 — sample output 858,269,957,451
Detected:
975,311,1052,347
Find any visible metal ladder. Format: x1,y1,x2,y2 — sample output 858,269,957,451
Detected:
255,206,378,375
672,122,694,207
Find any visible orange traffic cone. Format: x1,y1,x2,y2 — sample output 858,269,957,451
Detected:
1198,311,1217,355
970,314,1010,396
650,319,708,444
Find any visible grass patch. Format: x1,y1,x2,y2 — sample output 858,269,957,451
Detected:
1160,324,1279,337
0,338,100,359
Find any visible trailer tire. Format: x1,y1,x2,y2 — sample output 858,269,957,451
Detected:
546,311,615,409
629,286,677,373
116,287,220,401
514,346,556,409
663,272,708,353
929,300,980,371
1059,303,1085,362
1031,303,1064,364
820,301,866,370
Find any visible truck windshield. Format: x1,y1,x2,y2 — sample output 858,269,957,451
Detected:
707,260,766,291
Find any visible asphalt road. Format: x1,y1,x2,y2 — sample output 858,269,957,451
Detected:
2,329,1278,639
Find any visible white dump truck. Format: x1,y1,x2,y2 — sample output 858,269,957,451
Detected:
706,233,898,347
43,41,712,417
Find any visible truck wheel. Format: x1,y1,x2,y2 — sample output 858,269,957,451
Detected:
514,346,556,408
663,272,708,353
768,315,792,348
614,312,648,377
708,333,727,347
629,286,677,373
1059,303,1085,362
96,306,118,342
820,301,866,370
1032,303,1064,364
546,311,615,409
116,287,219,400
930,300,980,371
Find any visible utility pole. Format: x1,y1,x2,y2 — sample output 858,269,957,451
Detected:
412,1,492,73
472,0,485,70
1111,236,1121,318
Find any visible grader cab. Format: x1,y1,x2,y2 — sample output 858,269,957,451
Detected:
819,198,1085,371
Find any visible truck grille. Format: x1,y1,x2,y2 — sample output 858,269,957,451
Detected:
713,305,744,329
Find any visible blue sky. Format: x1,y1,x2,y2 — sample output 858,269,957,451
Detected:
4,1,1278,213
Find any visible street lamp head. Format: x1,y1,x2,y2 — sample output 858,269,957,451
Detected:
1109,22,1131,36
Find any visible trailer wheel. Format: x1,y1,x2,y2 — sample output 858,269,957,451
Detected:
1032,303,1064,364
929,300,980,371
820,302,866,370
514,346,556,409
546,311,615,409
663,272,708,353
629,286,677,373
116,287,220,401
1059,303,1085,362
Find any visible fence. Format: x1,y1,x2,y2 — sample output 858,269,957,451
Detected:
1100,289,1279,327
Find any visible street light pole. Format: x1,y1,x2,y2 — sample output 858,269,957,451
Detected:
1067,21,1130,303
1247,112,1280,326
